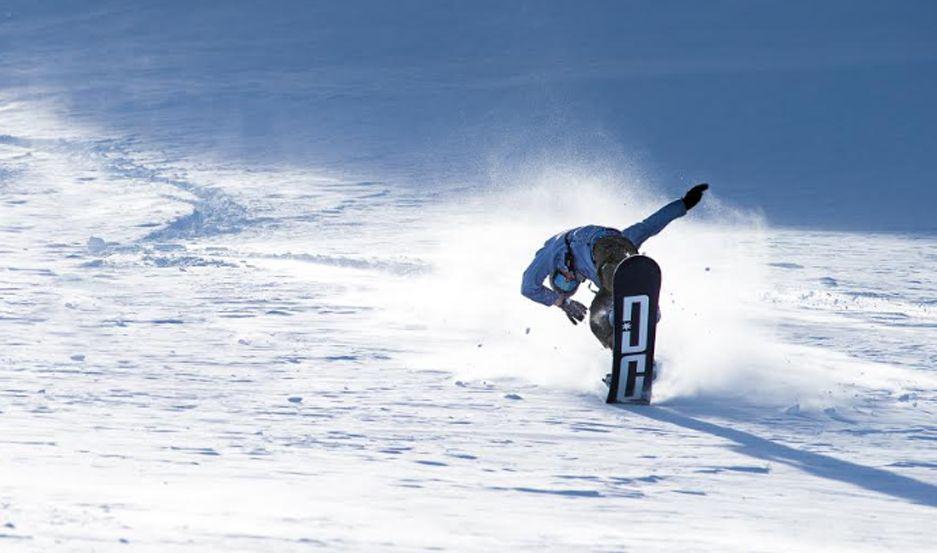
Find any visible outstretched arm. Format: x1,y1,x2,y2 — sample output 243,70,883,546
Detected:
623,183,708,248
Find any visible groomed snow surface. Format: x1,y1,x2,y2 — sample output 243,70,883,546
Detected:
1,99,935,552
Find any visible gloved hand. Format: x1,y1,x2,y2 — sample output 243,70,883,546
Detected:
682,183,709,210
559,298,587,325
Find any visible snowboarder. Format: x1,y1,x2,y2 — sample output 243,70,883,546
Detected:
520,183,709,348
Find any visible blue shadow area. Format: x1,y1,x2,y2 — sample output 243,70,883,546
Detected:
2,1,936,231
619,404,937,507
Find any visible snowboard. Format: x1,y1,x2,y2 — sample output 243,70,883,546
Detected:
605,255,661,404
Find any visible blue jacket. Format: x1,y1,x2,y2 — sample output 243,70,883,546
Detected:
521,199,687,306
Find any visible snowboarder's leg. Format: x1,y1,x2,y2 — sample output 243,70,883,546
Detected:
589,290,614,349
589,235,638,349
593,235,637,290
588,291,658,350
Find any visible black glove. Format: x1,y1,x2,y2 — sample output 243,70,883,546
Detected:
682,183,709,210
559,298,587,325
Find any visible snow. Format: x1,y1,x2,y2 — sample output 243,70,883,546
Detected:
0,97,934,552
2,4,936,551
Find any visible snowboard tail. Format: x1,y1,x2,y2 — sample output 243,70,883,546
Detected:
606,255,661,404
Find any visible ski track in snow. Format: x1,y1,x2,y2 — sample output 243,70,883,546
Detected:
1,100,936,551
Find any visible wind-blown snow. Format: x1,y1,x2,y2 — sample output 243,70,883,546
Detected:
1,96,934,552
2,2,937,549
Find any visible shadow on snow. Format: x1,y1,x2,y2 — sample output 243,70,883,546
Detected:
617,405,937,508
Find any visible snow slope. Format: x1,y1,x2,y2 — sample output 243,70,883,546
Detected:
2,2,936,550
1,97,934,552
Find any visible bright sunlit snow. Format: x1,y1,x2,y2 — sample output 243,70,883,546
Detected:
1,2,935,552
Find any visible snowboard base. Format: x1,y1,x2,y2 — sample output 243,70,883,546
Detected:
605,255,661,405
605,372,651,404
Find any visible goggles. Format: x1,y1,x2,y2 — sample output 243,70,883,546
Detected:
551,270,580,294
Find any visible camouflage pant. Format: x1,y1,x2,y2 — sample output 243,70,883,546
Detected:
588,235,637,349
